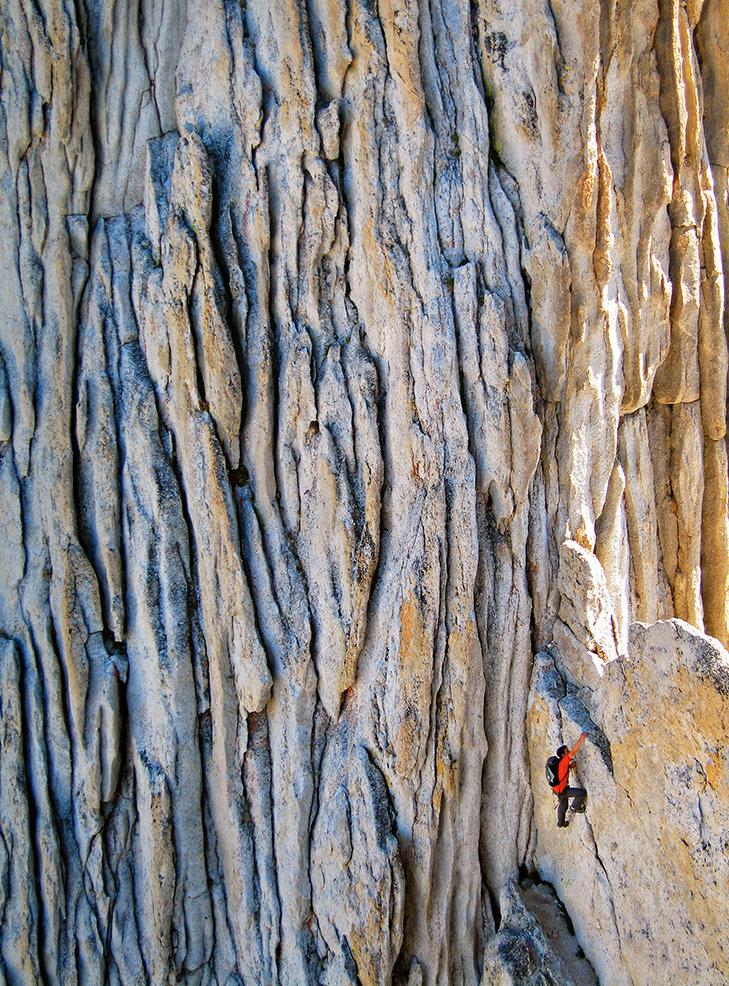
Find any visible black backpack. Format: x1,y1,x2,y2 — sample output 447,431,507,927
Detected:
545,756,561,789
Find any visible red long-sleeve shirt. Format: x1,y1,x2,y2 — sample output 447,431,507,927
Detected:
555,752,574,794
554,733,587,793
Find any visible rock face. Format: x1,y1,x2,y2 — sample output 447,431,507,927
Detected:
528,620,729,986
0,1,728,985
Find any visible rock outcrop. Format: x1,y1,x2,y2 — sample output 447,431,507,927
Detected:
0,1,728,984
529,620,729,986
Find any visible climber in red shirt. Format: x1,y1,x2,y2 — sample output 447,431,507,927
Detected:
553,732,587,828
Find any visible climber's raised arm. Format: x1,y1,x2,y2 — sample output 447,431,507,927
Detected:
568,732,588,759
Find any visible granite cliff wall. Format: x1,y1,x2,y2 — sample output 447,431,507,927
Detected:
0,1,728,984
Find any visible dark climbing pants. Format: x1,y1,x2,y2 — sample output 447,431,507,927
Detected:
557,787,586,825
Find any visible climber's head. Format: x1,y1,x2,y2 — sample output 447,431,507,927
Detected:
556,745,569,757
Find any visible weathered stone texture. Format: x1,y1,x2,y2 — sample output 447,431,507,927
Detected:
0,0,728,984
529,620,729,986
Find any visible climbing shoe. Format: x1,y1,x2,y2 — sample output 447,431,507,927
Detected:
557,820,569,828
572,804,586,814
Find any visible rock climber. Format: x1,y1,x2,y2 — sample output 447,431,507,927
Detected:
552,732,588,828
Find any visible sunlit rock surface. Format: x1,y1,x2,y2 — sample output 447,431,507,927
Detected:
528,620,729,986
0,0,728,984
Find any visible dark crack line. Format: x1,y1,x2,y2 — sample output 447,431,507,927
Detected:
584,819,636,986
15,633,55,986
